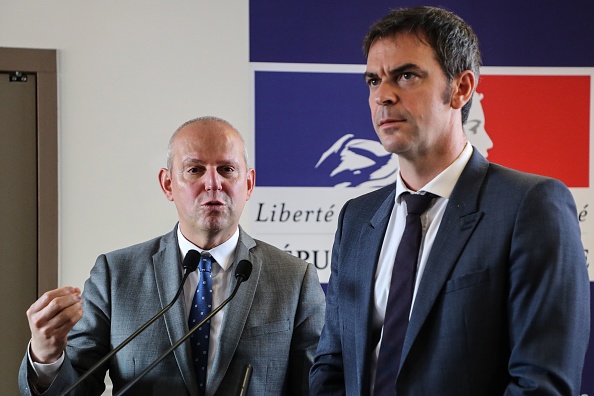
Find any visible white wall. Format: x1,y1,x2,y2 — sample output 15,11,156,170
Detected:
0,0,252,289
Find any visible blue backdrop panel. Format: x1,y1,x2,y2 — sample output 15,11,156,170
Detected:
255,71,373,186
250,0,594,393
250,0,594,67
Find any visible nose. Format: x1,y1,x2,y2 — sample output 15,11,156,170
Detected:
205,168,222,191
373,82,396,106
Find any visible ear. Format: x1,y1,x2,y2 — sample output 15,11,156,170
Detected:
158,168,174,201
245,168,256,200
450,70,475,110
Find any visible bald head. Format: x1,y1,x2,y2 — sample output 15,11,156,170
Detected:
159,115,256,248
167,116,249,172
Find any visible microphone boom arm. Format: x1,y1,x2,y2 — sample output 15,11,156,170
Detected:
114,275,248,396
58,250,201,396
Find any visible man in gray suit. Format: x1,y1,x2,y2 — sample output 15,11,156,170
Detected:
20,116,326,395
310,6,590,395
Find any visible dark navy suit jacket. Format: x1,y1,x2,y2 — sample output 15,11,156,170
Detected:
310,149,590,395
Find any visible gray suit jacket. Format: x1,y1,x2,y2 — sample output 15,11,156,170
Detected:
20,226,326,396
310,149,590,395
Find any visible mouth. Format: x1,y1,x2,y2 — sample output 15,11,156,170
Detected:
201,199,225,209
378,117,405,128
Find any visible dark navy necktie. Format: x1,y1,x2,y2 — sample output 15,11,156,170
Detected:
374,192,437,395
188,253,213,393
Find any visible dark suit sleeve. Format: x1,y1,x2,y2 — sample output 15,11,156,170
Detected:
504,178,590,395
309,202,348,395
286,262,326,396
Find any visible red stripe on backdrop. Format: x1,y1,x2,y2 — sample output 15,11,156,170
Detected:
478,75,590,187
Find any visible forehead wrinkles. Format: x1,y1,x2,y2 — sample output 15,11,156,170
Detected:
175,132,246,169
168,121,249,169
368,34,435,65
367,36,446,86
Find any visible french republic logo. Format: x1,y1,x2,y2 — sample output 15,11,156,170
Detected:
255,71,590,188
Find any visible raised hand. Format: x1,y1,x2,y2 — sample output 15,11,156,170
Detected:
27,286,83,363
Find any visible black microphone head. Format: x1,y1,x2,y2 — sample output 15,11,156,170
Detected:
235,260,253,282
183,249,200,272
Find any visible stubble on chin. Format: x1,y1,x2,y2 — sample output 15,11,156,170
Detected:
376,128,410,155
195,211,224,232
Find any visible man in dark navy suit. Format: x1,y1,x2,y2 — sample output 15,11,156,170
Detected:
310,6,590,395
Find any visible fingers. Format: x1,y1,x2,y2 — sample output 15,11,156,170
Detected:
28,286,81,314
28,287,83,335
27,286,84,363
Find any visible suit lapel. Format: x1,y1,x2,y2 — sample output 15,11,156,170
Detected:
207,227,259,394
400,150,489,369
356,188,396,393
153,227,199,396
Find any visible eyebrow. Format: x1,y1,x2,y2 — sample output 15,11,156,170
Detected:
364,63,427,80
181,157,202,165
393,63,425,75
181,157,242,167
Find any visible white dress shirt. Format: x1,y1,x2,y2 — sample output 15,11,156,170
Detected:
177,226,238,375
370,143,473,390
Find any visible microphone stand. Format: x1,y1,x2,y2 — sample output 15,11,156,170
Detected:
58,250,200,396
114,273,249,396
236,363,253,396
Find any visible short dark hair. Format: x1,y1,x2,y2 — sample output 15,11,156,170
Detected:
363,6,481,123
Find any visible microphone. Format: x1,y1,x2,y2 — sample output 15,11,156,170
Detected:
58,250,201,396
235,363,253,396
114,259,253,396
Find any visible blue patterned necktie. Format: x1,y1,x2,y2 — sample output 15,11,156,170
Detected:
374,192,437,395
188,253,213,393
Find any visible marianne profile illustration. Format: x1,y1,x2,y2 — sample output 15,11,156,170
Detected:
316,91,493,187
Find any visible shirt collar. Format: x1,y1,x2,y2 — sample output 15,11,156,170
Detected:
396,142,473,202
176,226,239,273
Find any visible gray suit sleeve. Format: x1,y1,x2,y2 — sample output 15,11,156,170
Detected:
286,262,326,395
18,255,112,396
19,352,92,396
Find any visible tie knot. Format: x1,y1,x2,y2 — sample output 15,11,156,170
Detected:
403,192,437,215
199,254,212,273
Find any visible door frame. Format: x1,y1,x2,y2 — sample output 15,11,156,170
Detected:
0,47,58,295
